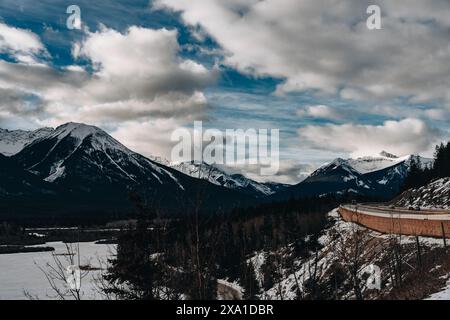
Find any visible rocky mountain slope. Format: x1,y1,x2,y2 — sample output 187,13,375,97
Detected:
171,161,289,197
0,122,438,218
393,177,450,209
1,123,253,219
272,152,432,201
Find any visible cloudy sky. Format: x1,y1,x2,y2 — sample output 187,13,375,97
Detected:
0,0,449,183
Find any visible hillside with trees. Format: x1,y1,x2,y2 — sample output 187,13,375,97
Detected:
402,141,450,191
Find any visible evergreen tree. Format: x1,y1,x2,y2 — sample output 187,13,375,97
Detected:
241,261,261,300
103,225,157,299
402,156,423,190
102,193,160,300
433,142,450,179
261,254,277,291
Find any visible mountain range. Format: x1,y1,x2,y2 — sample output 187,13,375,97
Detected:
0,122,432,220
0,123,253,220
272,152,432,201
170,161,289,197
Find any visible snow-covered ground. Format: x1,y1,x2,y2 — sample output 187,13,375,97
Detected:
255,208,450,300
217,279,244,300
426,277,450,300
395,177,450,209
260,209,347,300
0,241,115,300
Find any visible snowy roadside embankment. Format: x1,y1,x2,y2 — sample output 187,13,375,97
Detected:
250,208,450,300
394,178,450,210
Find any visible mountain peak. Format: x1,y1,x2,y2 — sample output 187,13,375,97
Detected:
45,122,135,155
53,122,105,140
319,158,350,170
380,151,398,159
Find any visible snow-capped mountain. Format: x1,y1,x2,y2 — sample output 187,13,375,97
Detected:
1,122,252,218
14,122,186,187
0,127,54,156
170,161,288,197
0,122,438,217
347,151,432,175
272,152,433,200
393,177,450,209
347,154,407,174
308,158,373,189
354,153,432,194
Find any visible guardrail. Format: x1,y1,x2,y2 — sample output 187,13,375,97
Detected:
338,205,450,238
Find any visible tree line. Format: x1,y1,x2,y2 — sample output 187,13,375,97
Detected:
402,141,450,191
99,192,377,300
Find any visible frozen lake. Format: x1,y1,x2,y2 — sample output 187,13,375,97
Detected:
0,241,115,300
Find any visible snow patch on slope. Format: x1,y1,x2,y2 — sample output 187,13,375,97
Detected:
394,178,450,210
44,161,66,182
171,161,277,196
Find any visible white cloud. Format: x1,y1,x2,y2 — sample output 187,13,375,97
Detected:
156,0,450,106
111,118,185,159
370,105,450,122
424,108,449,121
66,26,215,118
298,118,441,158
0,23,48,63
297,105,341,120
0,27,215,117
0,25,216,158
218,159,316,185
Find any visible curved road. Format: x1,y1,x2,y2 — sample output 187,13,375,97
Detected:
339,204,450,238
341,205,450,221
